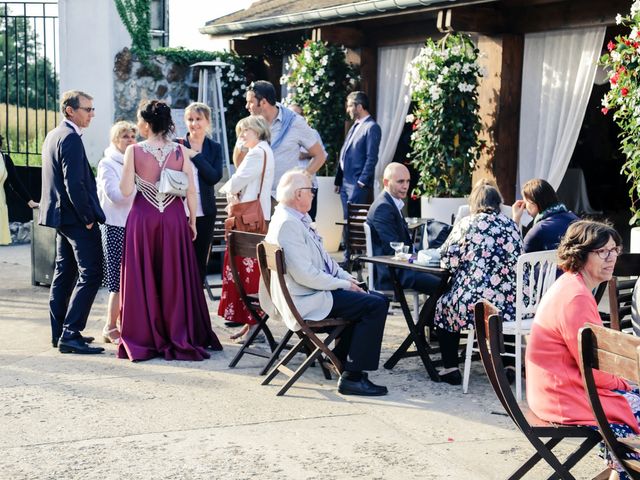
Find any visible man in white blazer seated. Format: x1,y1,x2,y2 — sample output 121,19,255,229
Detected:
261,169,390,396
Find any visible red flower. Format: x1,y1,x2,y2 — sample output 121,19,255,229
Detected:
622,87,629,96
601,107,609,115
304,40,311,48
619,66,627,74
411,193,418,201
412,121,419,131
625,39,632,46
611,73,619,85
635,42,640,48
608,40,616,51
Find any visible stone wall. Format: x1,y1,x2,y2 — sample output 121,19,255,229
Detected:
113,48,197,122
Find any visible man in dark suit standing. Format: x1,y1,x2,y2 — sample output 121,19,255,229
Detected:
366,162,439,295
335,91,381,263
40,90,105,354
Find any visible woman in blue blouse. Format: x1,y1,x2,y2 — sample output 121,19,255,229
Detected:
434,180,522,385
512,178,578,253
178,103,224,281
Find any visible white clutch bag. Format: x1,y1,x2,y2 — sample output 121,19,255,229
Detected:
158,168,188,197
416,249,441,266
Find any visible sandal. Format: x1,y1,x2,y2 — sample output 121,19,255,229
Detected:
230,324,250,341
102,326,121,345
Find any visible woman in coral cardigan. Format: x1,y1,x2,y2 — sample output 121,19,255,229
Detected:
526,220,639,479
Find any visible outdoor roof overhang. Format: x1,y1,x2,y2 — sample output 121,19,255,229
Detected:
200,0,499,37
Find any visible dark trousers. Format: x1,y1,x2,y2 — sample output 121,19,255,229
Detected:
328,289,389,371
411,271,441,295
49,224,103,341
340,181,370,262
194,214,216,282
436,327,461,369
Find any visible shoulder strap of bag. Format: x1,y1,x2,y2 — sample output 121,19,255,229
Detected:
256,147,267,199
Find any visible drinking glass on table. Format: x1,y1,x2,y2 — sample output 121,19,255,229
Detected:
390,241,404,260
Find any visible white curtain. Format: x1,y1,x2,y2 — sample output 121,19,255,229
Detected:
517,27,606,193
375,44,422,194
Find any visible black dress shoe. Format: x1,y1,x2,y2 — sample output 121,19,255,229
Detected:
439,369,462,385
225,321,244,328
338,376,388,396
52,335,95,348
58,337,105,354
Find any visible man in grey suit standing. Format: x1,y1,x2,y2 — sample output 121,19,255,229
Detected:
261,169,389,396
40,90,105,354
335,91,382,263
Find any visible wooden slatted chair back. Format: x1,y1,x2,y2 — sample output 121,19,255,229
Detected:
579,323,640,479
346,202,370,258
604,253,640,331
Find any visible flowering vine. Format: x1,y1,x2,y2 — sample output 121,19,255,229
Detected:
281,40,358,176
406,33,485,198
601,1,640,224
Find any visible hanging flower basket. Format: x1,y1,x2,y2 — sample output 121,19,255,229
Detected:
601,2,640,225
406,33,485,199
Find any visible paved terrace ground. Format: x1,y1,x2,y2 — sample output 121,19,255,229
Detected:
0,243,603,479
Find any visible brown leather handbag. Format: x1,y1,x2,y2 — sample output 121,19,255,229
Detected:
224,148,267,236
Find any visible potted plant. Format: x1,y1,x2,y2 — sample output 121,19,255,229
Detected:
406,33,485,223
600,2,640,251
281,40,357,251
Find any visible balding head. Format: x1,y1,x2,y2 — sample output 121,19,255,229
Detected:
383,162,411,200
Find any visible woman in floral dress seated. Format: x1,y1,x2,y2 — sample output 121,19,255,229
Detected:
434,180,522,385
118,100,222,361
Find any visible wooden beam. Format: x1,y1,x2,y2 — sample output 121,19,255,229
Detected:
359,46,378,117
494,34,523,204
230,38,265,56
312,26,364,48
507,0,629,33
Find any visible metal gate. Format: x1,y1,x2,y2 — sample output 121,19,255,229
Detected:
1,1,59,167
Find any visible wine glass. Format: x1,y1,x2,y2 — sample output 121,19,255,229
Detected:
390,242,404,260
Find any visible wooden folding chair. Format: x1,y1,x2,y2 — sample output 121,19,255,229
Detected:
257,241,354,396
204,196,228,301
579,323,640,479
226,231,278,368
345,202,370,276
601,253,640,331
475,300,601,480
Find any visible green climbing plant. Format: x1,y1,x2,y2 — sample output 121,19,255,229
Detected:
114,0,152,59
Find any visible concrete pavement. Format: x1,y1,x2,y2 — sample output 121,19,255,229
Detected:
0,243,603,479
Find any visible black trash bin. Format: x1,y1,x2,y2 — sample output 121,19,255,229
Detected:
31,208,56,287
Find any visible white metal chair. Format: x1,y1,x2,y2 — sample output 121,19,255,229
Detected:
363,222,420,319
462,249,558,400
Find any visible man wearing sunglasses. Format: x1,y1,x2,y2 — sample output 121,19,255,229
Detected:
261,169,390,396
40,90,105,354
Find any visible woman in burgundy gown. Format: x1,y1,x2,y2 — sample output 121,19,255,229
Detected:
118,100,222,361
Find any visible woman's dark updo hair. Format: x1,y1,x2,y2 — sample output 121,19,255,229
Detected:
557,219,622,273
138,100,174,137
522,178,559,212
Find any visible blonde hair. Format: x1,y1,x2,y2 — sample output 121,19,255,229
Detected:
235,115,271,143
184,102,212,136
109,120,137,144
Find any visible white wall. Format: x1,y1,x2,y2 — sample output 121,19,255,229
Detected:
59,0,130,165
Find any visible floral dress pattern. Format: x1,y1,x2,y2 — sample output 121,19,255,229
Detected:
217,251,261,325
434,211,522,333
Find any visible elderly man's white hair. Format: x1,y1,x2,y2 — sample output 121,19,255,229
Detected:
276,168,311,204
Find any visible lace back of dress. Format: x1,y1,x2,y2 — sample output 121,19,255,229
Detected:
133,141,182,213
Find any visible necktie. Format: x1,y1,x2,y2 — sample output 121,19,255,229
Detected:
339,122,359,170
301,214,340,276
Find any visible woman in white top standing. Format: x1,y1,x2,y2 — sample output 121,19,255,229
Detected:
218,115,274,341
96,121,137,344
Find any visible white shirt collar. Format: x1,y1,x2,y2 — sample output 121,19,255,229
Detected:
64,119,83,136
355,114,370,126
387,191,404,211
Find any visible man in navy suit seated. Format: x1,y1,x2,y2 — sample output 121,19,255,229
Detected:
39,90,105,354
335,91,381,263
366,162,440,294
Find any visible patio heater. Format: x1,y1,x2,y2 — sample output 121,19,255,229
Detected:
191,61,233,175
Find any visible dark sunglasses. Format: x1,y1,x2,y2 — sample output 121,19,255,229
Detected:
76,107,95,113
298,187,318,196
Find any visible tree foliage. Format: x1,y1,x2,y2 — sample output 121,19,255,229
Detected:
0,7,58,111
